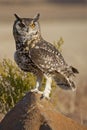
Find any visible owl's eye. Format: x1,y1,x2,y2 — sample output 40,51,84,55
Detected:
19,22,25,28
30,23,35,28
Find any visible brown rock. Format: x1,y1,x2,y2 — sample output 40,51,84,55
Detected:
0,92,86,130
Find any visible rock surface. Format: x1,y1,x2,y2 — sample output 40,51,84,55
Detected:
0,92,86,130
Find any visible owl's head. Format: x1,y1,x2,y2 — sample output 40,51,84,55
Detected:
13,13,41,42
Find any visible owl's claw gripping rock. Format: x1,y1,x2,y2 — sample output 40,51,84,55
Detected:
40,93,50,100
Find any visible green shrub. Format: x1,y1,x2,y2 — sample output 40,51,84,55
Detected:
0,38,64,114
0,59,35,113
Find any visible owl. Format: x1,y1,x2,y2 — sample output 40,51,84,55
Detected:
13,13,79,99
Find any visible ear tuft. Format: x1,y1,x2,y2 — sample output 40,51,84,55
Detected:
14,14,22,21
33,13,40,22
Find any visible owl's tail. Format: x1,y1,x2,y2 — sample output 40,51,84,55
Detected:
53,71,76,91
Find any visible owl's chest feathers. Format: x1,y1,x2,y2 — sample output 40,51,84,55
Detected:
14,36,41,71
15,39,39,59
14,46,35,72
15,33,41,50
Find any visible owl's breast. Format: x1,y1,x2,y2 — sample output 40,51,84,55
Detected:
14,51,39,73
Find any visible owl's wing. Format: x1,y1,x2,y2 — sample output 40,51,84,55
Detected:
29,41,67,74
29,41,78,90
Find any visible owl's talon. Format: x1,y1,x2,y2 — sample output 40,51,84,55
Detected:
31,88,43,94
40,93,50,100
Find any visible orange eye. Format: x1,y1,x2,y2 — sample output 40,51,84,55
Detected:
30,23,35,28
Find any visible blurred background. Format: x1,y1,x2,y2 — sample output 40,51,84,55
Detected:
0,0,87,126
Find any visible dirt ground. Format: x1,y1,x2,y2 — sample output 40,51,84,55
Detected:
0,1,87,126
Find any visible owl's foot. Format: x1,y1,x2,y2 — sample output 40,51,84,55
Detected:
40,91,50,100
31,88,43,94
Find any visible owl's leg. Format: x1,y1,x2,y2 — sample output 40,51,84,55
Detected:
31,75,43,94
42,77,52,99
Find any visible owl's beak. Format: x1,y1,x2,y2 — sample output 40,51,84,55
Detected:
14,14,22,22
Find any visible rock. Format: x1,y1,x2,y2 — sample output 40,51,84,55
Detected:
0,92,86,130
0,114,4,122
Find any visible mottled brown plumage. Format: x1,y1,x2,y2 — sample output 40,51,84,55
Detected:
13,13,79,99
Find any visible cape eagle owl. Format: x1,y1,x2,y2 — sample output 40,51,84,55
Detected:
13,13,79,99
